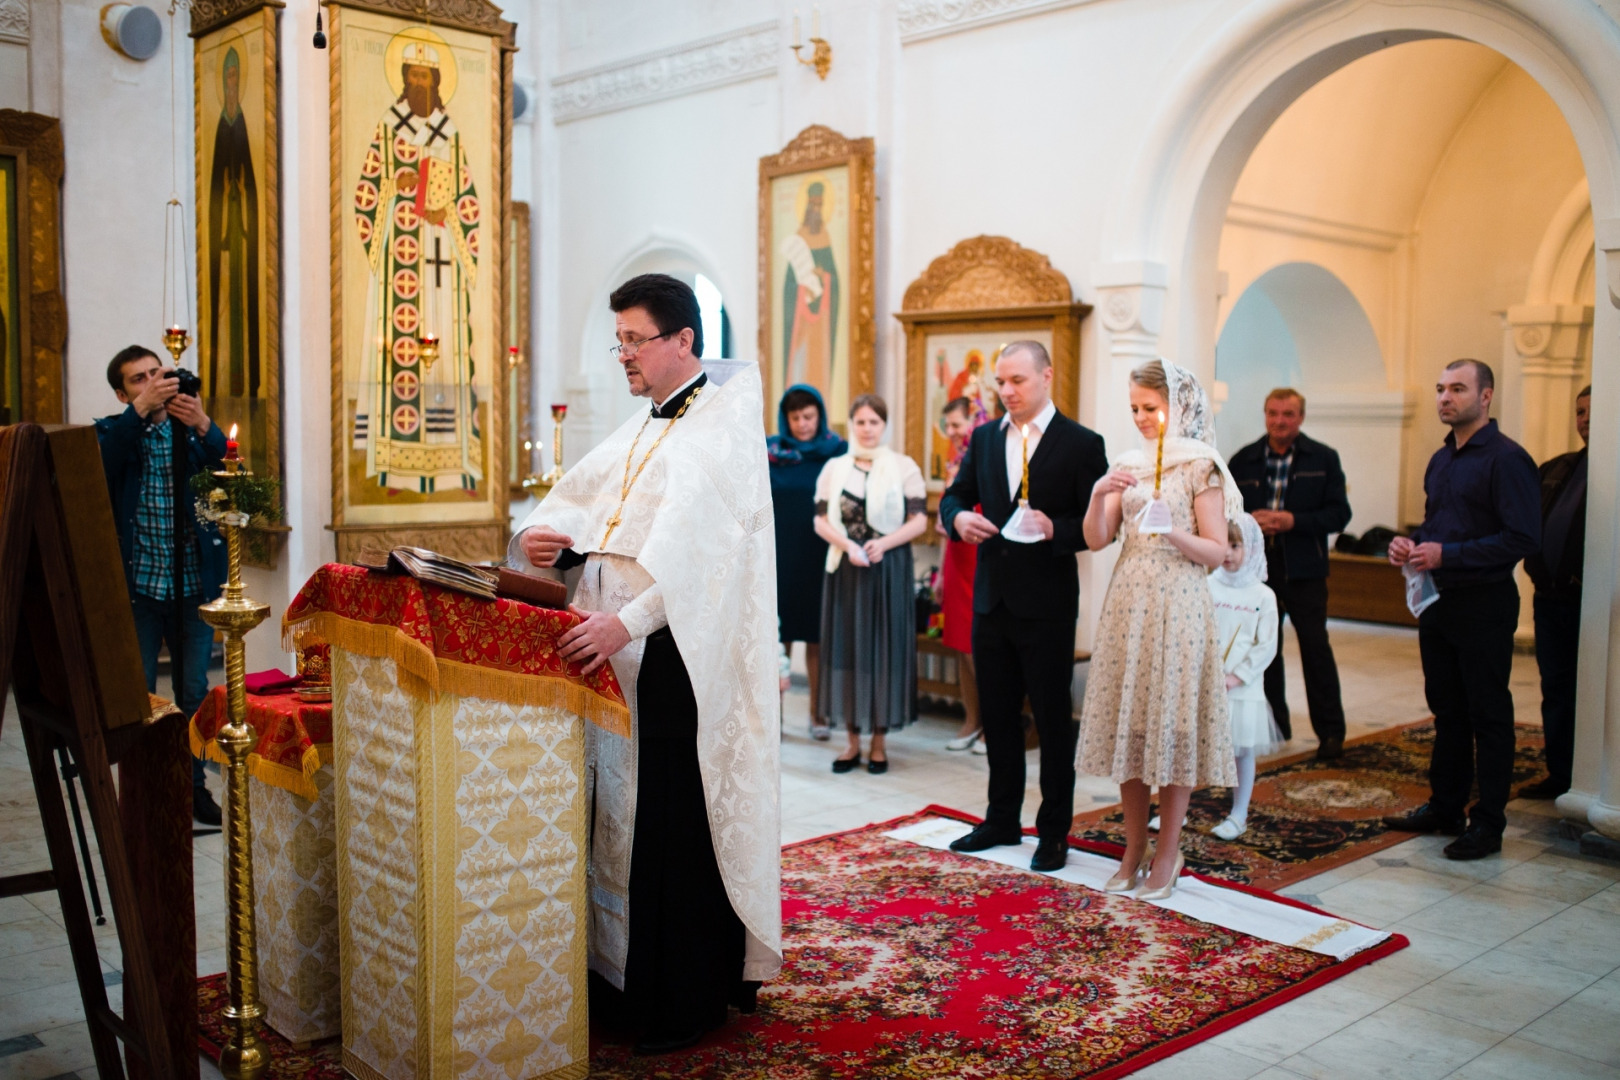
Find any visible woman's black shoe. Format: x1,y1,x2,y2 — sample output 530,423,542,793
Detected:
832,754,861,773
867,757,888,774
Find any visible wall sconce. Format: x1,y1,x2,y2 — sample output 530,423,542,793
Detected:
791,7,832,80
101,4,164,61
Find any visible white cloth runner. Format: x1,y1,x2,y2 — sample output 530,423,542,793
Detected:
886,817,1391,962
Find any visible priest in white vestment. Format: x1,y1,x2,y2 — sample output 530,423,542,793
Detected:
508,274,782,1055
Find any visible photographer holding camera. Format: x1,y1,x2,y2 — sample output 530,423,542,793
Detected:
96,345,228,825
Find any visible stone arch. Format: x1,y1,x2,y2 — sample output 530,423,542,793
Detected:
1216,262,1404,532
567,235,736,455
1093,0,1620,836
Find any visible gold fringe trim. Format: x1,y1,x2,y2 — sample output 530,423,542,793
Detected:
188,719,331,802
284,612,631,737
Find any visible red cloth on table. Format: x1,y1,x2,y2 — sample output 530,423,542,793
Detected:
281,563,629,735
189,682,332,799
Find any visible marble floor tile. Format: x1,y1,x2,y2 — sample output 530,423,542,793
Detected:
1281,1002,1505,1080
1334,919,1491,1000
1396,882,1570,949
1578,883,1620,916
1207,980,1389,1063
1491,852,1620,906
0,979,122,1042
0,917,76,961
0,944,114,1000
1493,903,1620,978
1311,864,1474,925
1448,1035,1620,1080
1130,1039,1276,1080
0,1020,99,1080
1517,973,1620,1067
1400,948,1597,1034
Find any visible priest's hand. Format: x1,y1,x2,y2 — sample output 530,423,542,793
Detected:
520,526,574,568
953,511,999,544
167,394,212,437
559,604,630,675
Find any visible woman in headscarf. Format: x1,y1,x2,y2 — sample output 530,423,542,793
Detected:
769,384,847,736
1077,359,1240,900
814,394,928,773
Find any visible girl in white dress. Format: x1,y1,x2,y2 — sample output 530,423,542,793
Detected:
1207,513,1282,841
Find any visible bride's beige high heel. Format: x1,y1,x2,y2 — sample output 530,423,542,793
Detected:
1136,852,1185,901
1103,843,1155,892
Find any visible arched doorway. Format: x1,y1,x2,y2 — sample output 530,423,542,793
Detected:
1216,262,1401,533
568,240,735,454
1093,0,1620,836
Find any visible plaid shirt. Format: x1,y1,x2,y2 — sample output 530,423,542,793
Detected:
131,419,202,601
1264,443,1294,512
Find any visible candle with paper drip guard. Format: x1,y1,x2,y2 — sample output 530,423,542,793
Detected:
1000,422,1047,544
1136,409,1174,534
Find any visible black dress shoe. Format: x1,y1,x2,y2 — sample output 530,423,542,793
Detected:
1316,737,1345,761
1380,803,1465,835
867,757,888,775
1518,778,1568,800
729,981,761,1015
949,823,1023,853
831,754,861,774
1030,837,1069,872
193,788,223,827
1443,827,1503,861
633,1028,705,1056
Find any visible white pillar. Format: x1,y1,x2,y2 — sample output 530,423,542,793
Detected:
1505,303,1593,649
1565,221,1620,835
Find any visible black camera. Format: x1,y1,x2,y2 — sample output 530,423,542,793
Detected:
166,367,203,397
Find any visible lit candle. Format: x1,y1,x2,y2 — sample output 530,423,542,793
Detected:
812,4,820,37
1153,410,1166,493
793,10,801,46
1019,424,1031,503
225,423,240,461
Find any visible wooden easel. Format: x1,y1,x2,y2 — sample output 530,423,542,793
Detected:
0,423,195,1080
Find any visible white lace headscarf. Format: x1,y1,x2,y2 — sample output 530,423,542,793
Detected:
1214,511,1268,589
1114,358,1245,522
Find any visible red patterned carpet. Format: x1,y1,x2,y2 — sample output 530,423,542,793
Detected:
199,809,1405,1080
1071,719,1549,891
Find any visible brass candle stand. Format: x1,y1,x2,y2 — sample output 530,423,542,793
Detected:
197,467,271,1080
522,402,568,496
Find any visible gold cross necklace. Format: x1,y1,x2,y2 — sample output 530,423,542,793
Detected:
599,383,704,547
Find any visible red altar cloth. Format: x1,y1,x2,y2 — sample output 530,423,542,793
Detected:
281,563,630,736
189,684,332,800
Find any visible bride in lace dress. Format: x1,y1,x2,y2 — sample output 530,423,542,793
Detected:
1077,359,1241,898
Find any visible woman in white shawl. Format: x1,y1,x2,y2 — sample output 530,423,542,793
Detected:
1077,359,1240,900
813,394,928,773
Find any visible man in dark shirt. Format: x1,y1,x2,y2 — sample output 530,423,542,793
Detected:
95,345,229,826
1383,359,1540,859
1521,386,1589,800
1228,389,1353,758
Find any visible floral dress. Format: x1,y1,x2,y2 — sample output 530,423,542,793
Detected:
1077,461,1237,787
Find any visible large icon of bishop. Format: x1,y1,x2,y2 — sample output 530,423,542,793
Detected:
353,34,483,493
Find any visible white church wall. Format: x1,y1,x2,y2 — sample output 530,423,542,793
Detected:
1403,61,1586,524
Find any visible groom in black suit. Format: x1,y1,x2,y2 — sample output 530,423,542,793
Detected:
940,341,1109,871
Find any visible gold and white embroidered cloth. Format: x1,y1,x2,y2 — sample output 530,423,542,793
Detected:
332,648,589,1080
509,360,784,986
251,764,341,1043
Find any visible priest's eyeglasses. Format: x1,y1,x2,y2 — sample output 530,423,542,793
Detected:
609,331,673,359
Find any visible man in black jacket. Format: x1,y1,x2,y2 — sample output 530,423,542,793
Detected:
96,345,229,826
1228,389,1353,758
939,341,1108,872
1521,386,1589,800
